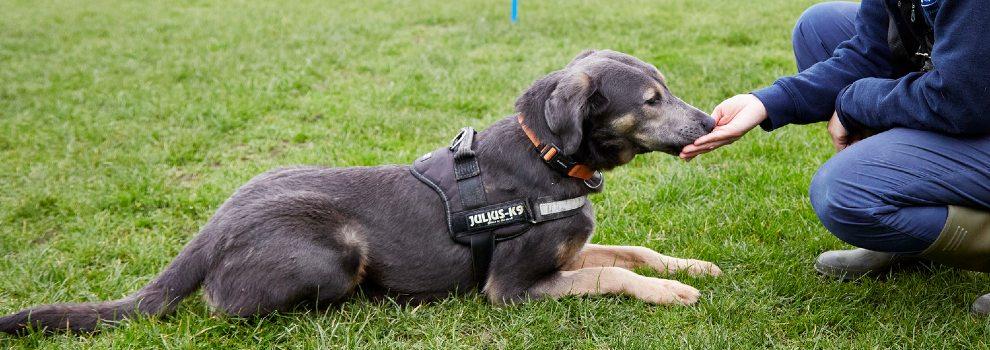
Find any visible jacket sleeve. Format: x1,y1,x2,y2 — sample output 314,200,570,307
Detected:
835,1,990,135
752,0,894,131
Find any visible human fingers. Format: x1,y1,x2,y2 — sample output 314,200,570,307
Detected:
680,131,740,158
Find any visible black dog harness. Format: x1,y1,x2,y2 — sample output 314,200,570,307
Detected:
410,116,602,288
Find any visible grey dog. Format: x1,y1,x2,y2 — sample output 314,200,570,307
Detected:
1,49,721,335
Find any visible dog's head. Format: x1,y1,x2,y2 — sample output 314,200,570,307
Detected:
515,50,715,170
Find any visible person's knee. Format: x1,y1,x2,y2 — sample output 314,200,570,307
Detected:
809,154,883,246
809,129,962,253
792,2,857,70
795,2,852,32
793,2,844,44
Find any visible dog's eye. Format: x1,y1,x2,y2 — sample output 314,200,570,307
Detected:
645,94,661,106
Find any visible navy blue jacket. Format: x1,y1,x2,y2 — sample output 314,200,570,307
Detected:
753,0,990,134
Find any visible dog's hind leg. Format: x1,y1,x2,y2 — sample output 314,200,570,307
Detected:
204,224,367,317
202,191,368,317
489,267,700,305
561,244,721,276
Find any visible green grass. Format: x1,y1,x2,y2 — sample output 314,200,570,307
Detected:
2,0,989,348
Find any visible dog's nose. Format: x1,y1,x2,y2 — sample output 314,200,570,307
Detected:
700,113,716,133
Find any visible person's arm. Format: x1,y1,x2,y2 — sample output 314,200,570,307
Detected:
753,0,893,131
836,1,990,135
681,0,892,159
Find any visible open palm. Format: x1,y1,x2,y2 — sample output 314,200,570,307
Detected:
680,94,768,160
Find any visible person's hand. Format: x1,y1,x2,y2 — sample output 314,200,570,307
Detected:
827,112,850,151
680,94,768,160
827,112,873,152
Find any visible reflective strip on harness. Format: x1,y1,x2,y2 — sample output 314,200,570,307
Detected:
539,197,585,216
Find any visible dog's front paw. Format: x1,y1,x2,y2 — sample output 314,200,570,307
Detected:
683,259,722,277
654,257,723,277
634,278,700,305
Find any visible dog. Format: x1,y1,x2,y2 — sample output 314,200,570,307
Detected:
0,49,720,335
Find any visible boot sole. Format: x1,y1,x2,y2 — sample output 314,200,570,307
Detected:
814,261,876,281
814,257,930,281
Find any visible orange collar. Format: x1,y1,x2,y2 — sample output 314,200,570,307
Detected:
517,114,596,181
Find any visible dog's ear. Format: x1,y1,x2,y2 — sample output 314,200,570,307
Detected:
544,70,602,155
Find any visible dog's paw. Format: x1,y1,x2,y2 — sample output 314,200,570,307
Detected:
683,259,722,277
635,278,700,305
654,257,723,277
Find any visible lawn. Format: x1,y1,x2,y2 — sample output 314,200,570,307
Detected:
2,0,989,348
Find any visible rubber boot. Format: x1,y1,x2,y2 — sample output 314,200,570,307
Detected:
919,206,990,315
814,248,922,281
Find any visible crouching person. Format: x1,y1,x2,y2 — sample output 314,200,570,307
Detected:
680,1,990,313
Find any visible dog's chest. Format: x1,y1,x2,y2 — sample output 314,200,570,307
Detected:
551,209,596,267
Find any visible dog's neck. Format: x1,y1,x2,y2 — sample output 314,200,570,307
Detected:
510,77,624,171
511,75,574,162
515,114,597,181
474,116,600,198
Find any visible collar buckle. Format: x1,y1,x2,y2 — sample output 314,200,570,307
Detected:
518,113,598,182
537,144,576,173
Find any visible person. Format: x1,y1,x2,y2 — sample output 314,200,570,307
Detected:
680,0,990,314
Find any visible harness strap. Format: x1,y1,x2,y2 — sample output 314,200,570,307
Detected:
533,196,586,221
469,233,495,288
451,127,487,209
449,127,495,287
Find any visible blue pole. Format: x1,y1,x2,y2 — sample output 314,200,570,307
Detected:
511,0,518,23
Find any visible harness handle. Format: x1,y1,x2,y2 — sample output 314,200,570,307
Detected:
450,127,487,209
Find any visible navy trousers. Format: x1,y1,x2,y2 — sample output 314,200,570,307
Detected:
794,2,990,254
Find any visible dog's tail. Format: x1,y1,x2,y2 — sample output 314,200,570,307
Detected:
0,237,211,335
